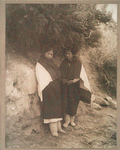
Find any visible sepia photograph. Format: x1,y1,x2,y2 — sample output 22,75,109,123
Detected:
2,2,118,149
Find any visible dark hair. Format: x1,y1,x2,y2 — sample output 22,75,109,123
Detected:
42,44,54,54
45,48,53,53
63,44,79,55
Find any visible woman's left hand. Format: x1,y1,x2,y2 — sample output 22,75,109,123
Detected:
67,80,74,85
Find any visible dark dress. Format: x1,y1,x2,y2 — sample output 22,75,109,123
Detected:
38,56,62,119
60,56,82,116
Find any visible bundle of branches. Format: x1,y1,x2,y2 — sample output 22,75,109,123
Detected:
6,4,112,55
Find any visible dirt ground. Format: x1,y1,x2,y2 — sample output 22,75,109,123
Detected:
5,104,117,149
5,51,117,149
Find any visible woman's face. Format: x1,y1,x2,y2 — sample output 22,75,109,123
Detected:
44,50,53,59
65,51,73,60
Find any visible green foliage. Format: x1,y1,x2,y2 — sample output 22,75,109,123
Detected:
86,30,102,47
6,4,112,55
95,10,112,23
89,23,117,97
95,4,112,23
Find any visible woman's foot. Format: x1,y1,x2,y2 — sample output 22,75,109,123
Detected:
49,122,58,137
70,122,76,127
57,121,66,133
58,128,66,133
51,132,58,137
63,123,69,128
70,116,76,127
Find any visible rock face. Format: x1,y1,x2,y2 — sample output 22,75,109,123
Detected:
91,94,117,110
5,53,41,136
91,102,102,110
93,95,109,106
105,96,117,110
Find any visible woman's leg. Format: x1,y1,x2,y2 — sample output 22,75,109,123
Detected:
63,114,70,128
49,122,58,137
57,121,66,133
70,116,76,126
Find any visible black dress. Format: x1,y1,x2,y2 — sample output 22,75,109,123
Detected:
38,56,62,119
60,56,82,116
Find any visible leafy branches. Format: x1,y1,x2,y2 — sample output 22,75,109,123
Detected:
6,4,113,54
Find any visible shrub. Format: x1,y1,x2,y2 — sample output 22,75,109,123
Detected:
6,4,112,55
89,23,117,97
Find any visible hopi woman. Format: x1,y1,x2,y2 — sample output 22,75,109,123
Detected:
60,45,91,128
35,48,65,137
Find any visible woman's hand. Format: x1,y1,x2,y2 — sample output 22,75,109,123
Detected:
67,80,74,85
73,78,80,83
67,78,80,85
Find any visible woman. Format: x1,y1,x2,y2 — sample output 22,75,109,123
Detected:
35,48,65,137
60,45,91,128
